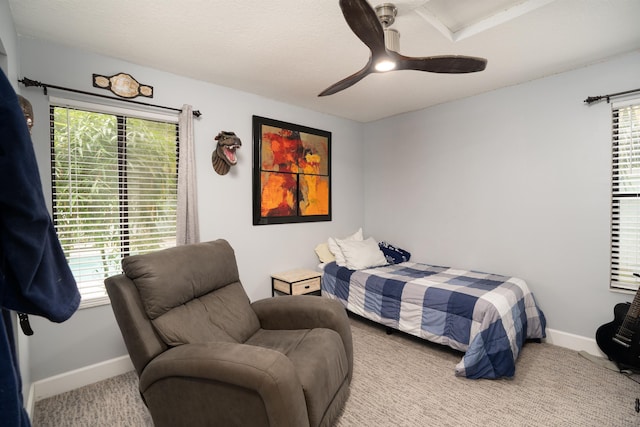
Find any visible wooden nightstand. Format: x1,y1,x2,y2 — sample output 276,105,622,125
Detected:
271,269,322,297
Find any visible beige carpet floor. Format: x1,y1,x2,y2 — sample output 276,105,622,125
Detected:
33,315,640,426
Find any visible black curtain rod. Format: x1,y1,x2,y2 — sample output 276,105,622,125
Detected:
18,77,201,117
584,88,640,105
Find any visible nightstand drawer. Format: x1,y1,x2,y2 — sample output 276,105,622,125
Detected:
271,269,322,296
273,276,321,295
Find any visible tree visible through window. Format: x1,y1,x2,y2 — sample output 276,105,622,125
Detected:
50,104,179,307
611,100,640,291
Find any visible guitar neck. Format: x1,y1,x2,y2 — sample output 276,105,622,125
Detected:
628,287,640,319
615,286,640,342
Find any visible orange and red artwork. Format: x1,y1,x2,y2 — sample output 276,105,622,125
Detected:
252,116,331,225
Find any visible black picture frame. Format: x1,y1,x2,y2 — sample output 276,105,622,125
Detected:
252,115,331,225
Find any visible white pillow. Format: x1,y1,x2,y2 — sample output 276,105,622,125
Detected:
336,237,388,270
328,228,363,266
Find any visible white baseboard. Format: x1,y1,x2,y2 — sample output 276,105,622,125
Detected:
25,382,36,420
544,328,606,358
30,355,134,405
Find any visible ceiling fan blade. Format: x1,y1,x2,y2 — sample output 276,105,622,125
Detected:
318,64,372,97
339,0,387,57
396,54,488,74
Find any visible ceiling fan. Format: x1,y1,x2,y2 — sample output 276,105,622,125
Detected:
318,0,487,97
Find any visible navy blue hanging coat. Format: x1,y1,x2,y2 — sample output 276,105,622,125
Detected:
0,69,80,426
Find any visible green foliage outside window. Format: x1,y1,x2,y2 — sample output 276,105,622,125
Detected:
51,106,178,305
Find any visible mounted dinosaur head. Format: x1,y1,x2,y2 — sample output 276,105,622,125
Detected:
17,95,34,133
212,131,241,175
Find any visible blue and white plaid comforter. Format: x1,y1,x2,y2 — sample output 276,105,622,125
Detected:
322,261,546,379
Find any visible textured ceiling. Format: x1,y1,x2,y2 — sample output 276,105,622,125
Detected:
8,0,640,122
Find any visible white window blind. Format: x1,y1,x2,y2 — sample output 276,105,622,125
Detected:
611,99,640,291
50,103,179,307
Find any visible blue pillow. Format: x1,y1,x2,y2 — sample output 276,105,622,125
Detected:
378,241,411,264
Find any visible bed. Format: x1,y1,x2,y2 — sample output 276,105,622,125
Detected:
321,260,546,379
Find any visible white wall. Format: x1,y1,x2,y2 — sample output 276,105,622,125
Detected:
18,36,364,381
363,51,640,339
0,0,18,84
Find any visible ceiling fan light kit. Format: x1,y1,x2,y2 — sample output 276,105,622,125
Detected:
319,0,487,97
374,59,396,72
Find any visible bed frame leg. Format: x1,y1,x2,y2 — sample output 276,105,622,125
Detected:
385,327,393,335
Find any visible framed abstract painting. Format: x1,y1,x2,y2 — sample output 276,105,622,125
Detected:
252,115,331,225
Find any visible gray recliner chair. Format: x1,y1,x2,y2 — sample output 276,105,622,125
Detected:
105,239,352,427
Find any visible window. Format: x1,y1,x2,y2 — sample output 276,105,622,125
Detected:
611,99,640,291
50,100,179,307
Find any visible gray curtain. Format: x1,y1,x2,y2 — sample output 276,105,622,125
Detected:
177,105,199,245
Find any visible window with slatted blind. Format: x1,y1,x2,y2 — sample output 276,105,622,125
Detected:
50,100,179,307
611,98,640,291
